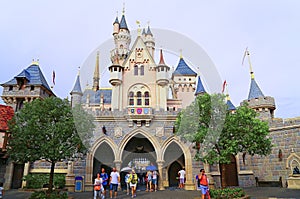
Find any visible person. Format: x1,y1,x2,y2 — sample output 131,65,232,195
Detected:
196,169,210,199
129,169,138,198
146,170,152,192
152,170,159,192
100,168,109,198
178,167,186,189
109,167,120,199
124,171,131,195
94,173,104,199
0,182,4,199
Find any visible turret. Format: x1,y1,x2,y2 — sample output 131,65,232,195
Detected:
195,76,206,96
70,70,83,108
143,25,155,58
242,49,276,119
92,51,100,91
156,49,170,86
113,16,120,35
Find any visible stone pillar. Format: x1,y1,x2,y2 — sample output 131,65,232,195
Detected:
157,160,165,190
65,161,75,192
21,162,30,188
3,162,14,190
184,161,194,190
85,153,93,191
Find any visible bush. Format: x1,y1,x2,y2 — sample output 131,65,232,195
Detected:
23,173,66,189
29,190,68,199
209,187,246,199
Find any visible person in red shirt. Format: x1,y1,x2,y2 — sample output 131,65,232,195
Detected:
196,169,210,199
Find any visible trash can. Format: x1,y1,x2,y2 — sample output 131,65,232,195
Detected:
75,176,84,192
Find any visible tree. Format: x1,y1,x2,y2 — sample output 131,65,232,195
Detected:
175,93,272,187
7,97,95,193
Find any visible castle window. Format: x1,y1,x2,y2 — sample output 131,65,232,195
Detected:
137,91,142,105
144,91,149,106
140,65,144,76
114,67,118,71
129,91,134,106
30,86,34,91
161,67,164,71
179,78,181,81
9,86,13,91
184,78,186,81
134,65,138,76
189,78,191,81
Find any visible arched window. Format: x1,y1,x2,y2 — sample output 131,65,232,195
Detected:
144,91,150,106
140,65,144,76
134,65,138,76
137,91,142,105
129,91,134,106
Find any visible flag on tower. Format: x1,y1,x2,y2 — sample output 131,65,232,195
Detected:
222,80,227,93
52,70,56,85
242,47,248,65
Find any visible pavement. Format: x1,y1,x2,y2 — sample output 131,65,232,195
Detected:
3,187,300,199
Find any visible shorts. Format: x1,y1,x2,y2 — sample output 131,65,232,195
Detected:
130,182,137,189
110,183,118,192
102,184,108,190
152,179,157,185
200,185,208,195
180,178,185,184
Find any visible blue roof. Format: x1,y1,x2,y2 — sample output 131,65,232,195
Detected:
81,89,112,104
173,58,197,76
195,76,206,95
2,64,52,91
146,26,153,36
113,16,119,24
71,75,82,94
226,99,236,111
142,28,146,35
248,78,264,100
119,15,128,30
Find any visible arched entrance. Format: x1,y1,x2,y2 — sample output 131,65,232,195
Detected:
120,133,157,189
93,142,115,179
163,141,185,187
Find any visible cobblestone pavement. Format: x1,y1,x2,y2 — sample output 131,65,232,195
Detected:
4,187,300,199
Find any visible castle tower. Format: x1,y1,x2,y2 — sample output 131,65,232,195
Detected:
70,70,83,108
156,49,170,110
1,60,55,111
143,25,155,58
195,76,206,96
111,9,131,66
172,55,197,108
92,51,100,91
242,50,276,119
109,50,123,111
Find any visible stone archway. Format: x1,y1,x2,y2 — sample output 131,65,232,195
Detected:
161,136,194,190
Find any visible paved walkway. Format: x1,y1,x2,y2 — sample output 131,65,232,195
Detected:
4,187,300,199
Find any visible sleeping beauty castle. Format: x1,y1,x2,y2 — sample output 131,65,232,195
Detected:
1,10,300,191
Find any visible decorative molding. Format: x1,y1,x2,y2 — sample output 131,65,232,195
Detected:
114,127,123,138
156,127,164,137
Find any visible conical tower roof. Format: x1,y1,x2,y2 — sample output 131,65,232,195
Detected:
71,73,82,94
173,57,197,76
119,14,129,30
248,76,264,100
195,76,206,95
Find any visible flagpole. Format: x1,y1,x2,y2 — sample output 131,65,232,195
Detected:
246,49,255,79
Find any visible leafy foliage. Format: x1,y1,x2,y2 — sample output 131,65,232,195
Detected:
210,187,246,198
7,97,95,192
23,173,65,189
29,190,68,199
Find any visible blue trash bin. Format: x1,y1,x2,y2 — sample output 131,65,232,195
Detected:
75,176,84,192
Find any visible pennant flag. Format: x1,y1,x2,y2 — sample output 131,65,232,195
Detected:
52,70,56,85
222,80,227,93
242,47,248,65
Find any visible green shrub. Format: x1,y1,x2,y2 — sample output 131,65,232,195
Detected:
23,173,66,189
210,187,246,199
29,190,68,199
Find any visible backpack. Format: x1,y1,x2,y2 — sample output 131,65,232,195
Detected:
130,174,138,184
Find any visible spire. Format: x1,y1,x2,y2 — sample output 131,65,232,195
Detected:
92,51,100,91
195,76,206,95
224,83,236,110
71,71,82,94
146,25,153,36
159,49,166,65
113,16,119,24
142,28,146,35
119,4,129,30
173,56,197,76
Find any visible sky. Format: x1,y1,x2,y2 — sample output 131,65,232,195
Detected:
0,0,299,119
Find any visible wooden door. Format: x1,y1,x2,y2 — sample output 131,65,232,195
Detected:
11,163,24,189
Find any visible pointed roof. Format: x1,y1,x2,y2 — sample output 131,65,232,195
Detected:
226,98,236,111
92,52,100,91
113,16,119,24
146,26,153,36
1,63,52,92
158,49,166,65
248,77,264,100
71,74,82,94
173,57,197,76
119,14,129,30
195,76,206,95
142,28,146,35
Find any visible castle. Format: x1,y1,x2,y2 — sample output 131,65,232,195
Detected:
1,11,300,191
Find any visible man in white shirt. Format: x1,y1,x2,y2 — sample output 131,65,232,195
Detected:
178,168,186,189
109,167,120,199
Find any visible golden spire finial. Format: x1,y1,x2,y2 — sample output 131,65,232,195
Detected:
136,20,141,36
179,49,183,59
31,58,39,65
77,66,80,76
225,82,230,101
